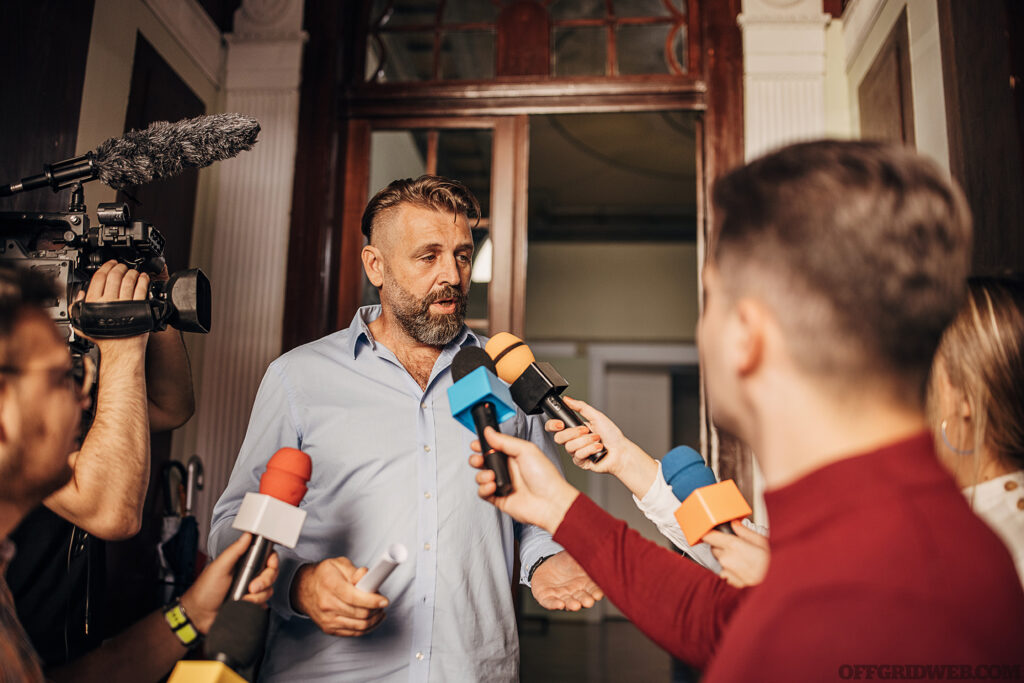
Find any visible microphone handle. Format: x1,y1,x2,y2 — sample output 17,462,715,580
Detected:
540,394,609,464
470,401,513,496
229,534,273,602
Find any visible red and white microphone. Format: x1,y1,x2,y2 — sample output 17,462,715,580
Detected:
228,447,312,602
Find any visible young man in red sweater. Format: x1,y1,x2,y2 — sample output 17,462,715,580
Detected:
470,140,1024,680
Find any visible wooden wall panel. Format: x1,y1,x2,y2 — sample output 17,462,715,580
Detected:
939,0,1024,275
0,0,95,213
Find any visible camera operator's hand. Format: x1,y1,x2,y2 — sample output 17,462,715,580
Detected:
46,260,152,539
76,260,151,353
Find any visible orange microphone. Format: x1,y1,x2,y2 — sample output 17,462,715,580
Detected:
227,447,311,602
484,333,608,463
674,479,753,545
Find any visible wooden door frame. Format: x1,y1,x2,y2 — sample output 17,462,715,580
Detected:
283,0,741,351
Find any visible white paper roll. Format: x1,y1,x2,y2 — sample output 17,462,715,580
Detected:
355,543,408,593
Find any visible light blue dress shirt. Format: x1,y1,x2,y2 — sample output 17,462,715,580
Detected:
209,306,565,682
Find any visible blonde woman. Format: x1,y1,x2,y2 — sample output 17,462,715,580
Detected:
928,276,1024,587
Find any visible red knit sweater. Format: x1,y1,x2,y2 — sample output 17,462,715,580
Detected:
554,433,1024,680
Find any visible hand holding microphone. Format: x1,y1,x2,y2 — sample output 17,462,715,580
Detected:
448,346,517,495
228,447,311,602
484,333,608,463
703,521,770,588
470,426,580,533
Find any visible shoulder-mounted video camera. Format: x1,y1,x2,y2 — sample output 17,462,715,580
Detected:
0,183,211,346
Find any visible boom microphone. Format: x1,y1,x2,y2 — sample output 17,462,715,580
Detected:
484,332,608,463
228,447,311,602
0,113,260,196
448,346,516,496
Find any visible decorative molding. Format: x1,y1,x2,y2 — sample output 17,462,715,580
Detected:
738,13,831,26
842,0,888,67
144,0,224,85
231,0,305,41
225,38,306,90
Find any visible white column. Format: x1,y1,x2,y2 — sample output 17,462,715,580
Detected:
740,0,831,160
737,0,829,525
192,0,306,541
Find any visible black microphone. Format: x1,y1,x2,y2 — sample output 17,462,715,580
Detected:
206,599,268,671
484,332,608,463
167,600,268,682
1,113,260,196
447,346,517,496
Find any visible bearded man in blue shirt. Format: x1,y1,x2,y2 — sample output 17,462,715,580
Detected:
210,175,602,682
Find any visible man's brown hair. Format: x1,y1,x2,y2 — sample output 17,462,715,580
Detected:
710,140,973,396
361,174,481,244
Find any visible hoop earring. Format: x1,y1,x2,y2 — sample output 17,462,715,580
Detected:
940,419,974,455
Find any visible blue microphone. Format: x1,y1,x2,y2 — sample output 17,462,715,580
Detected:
662,445,717,503
448,346,516,496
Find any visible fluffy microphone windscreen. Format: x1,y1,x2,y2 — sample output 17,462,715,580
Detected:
484,332,536,383
92,113,260,190
259,447,312,506
451,346,497,382
205,599,268,670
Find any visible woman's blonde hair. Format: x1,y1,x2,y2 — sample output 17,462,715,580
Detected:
929,276,1024,475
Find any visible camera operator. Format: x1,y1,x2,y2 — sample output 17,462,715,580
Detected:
5,258,196,666
0,264,275,683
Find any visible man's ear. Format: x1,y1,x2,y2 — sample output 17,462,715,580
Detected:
732,298,766,377
362,244,385,288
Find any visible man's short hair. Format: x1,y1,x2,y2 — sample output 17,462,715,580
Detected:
0,264,58,366
710,140,972,396
361,174,481,244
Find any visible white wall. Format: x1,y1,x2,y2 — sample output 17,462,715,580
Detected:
525,242,699,342
76,0,226,469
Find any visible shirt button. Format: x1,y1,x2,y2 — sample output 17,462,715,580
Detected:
416,652,424,660
1017,498,1024,511
1005,480,1019,491
421,402,428,409
423,445,431,452
424,543,431,550
424,491,431,499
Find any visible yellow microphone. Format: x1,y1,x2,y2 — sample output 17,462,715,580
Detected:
484,332,607,462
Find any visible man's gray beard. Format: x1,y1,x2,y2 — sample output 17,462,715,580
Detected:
383,278,467,347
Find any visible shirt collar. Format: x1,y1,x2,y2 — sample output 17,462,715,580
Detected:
346,305,482,359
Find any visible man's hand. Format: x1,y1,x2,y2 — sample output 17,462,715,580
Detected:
704,520,771,588
530,551,604,611
469,426,580,533
78,260,150,357
545,397,659,498
179,532,279,634
290,557,389,637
